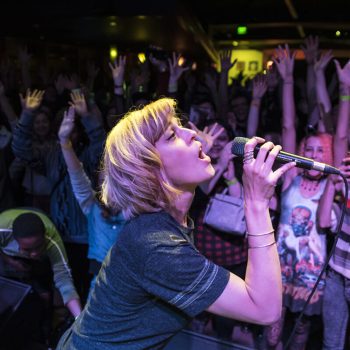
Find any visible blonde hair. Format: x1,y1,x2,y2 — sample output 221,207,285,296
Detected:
101,98,181,219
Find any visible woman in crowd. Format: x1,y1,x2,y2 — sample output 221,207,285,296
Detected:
265,45,338,350
58,105,126,295
56,97,295,349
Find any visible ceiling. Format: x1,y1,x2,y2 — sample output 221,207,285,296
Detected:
1,0,350,62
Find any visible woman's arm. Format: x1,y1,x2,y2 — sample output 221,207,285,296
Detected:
273,44,298,189
58,106,95,214
333,59,350,167
207,137,295,325
247,74,267,138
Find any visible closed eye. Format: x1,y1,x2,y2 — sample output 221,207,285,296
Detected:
166,132,176,141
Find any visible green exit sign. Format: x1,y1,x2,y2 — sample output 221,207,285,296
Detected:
237,26,247,35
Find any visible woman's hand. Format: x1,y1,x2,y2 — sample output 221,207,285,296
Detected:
168,52,189,83
20,89,45,112
69,90,88,117
58,106,75,143
218,141,234,171
314,50,333,74
272,44,296,82
252,74,268,100
108,55,126,86
334,59,350,88
188,122,224,153
242,137,295,207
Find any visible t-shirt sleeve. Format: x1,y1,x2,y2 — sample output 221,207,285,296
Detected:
141,230,230,317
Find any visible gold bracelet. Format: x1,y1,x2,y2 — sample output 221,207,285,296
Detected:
247,229,274,237
248,241,276,249
340,95,350,101
60,140,72,149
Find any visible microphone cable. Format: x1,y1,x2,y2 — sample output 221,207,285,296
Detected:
284,174,349,349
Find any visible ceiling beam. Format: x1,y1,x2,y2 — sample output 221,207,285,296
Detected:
177,14,219,64
284,0,305,38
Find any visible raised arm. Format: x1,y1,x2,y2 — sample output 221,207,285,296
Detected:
314,50,334,132
0,81,18,131
12,89,45,164
167,52,189,98
218,49,236,120
207,137,295,324
58,106,95,214
69,90,105,169
301,36,319,109
273,45,296,154
247,74,268,137
273,45,297,188
333,59,350,167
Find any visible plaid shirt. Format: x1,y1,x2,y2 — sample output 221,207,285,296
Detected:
191,186,248,268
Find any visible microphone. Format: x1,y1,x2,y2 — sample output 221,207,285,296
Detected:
232,137,340,175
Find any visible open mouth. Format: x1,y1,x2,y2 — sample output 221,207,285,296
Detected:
199,146,210,162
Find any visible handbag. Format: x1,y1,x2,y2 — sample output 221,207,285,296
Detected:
203,187,246,236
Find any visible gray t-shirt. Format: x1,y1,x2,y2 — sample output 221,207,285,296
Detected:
57,211,230,349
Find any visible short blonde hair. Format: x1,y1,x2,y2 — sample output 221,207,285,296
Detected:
101,98,181,219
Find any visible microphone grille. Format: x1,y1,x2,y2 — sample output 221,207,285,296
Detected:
231,137,249,156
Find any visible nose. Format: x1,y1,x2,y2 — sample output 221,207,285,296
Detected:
181,127,197,144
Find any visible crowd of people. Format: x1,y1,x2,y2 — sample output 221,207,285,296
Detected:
0,35,350,350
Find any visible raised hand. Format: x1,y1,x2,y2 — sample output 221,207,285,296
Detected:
223,159,236,181
314,50,333,73
301,36,319,65
218,141,234,171
252,74,268,99
58,106,76,143
272,44,296,81
20,89,44,112
108,56,126,86
188,122,224,153
69,90,88,117
168,52,189,82
219,49,237,72
334,59,350,87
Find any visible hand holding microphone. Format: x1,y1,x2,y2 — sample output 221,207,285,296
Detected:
232,137,340,175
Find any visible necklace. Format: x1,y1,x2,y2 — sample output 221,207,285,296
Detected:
300,177,321,193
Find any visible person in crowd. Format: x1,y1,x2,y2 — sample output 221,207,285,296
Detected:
58,105,126,294
11,88,106,302
265,44,338,350
0,82,16,211
0,208,81,348
56,97,295,349
317,58,350,350
10,104,55,213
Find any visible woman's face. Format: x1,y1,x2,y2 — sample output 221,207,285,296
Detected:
303,136,324,178
208,126,230,161
155,117,214,192
33,113,50,138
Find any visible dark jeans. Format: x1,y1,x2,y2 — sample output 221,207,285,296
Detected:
323,268,350,350
64,242,91,305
